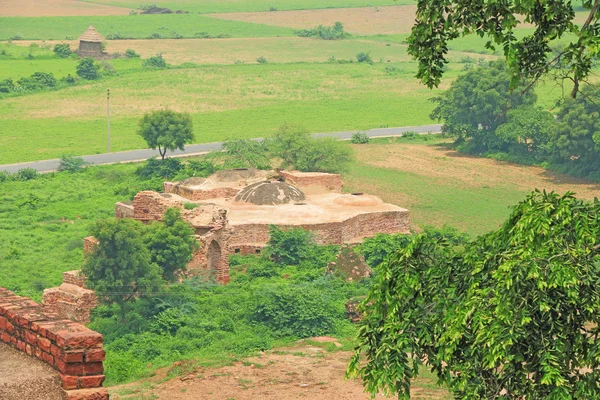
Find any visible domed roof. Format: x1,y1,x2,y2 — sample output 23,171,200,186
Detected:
234,181,306,205
209,168,269,183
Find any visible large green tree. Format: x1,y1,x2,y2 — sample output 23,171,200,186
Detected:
349,191,600,399
431,61,536,150
82,218,164,319
408,0,600,97
138,109,194,160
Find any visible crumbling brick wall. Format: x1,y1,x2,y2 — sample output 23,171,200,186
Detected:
0,287,108,400
42,271,97,324
280,171,343,193
115,202,134,219
164,182,240,201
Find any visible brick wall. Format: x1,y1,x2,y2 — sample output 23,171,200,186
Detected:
115,202,134,219
280,171,343,193
164,182,240,201
0,287,108,400
42,271,97,324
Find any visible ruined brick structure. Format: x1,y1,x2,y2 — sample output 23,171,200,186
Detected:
0,287,108,400
117,169,410,282
42,271,98,324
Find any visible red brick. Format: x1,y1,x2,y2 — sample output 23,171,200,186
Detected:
83,362,104,376
51,344,63,358
6,321,14,334
25,330,38,346
41,351,54,366
34,346,43,359
1,331,10,343
56,358,85,376
60,374,79,390
38,336,51,352
16,340,26,352
64,350,85,363
25,344,33,356
0,316,6,330
79,375,105,388
85,349,105,363
64,388,109,400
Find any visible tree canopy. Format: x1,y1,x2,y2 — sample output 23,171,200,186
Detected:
349,191,600,399
408,0,600,97
138,109,194,160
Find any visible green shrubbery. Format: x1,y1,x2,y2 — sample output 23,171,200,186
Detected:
125,48,140,58
76,58,101,80
351,132,369,144
142,53,167,69
58,155,88,173
52,43,72,58
295,22,349,40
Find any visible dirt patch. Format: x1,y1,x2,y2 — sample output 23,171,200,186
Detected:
355,142,600,201
0,0,133,17
110,344,450,400
210,5,418,35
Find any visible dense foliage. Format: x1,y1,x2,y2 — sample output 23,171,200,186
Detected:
294,22,349,40
408,0,600,97
52,43,72,58
137,109,194,159
58,155,88,173
349,191,600,398
76,58,100,80
142,54,167,69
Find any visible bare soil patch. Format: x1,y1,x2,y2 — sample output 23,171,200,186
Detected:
210,5,418,35
356,143,600,201
0,0,133,17
111,343,450,400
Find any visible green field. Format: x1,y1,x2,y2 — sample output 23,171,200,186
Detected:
0,62,446,163
81,0,415,13
0,14,293,40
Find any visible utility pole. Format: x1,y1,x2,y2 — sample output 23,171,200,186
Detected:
107,88,111,153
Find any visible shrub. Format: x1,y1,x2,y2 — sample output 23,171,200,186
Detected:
136,158,183,180
15,168,39,181
294,22,349,40
0,78,15,93
172,32,184,39
125,49,140,58
142,54,167,69
76,58,101,80
265,225,314,266
185,160,217,177
106,32,128,40
208,139,271,170
10,35,23,40
250,284,341,338
53,43,72,58
17,72,57,91
62,74,76,85
256,56,268,64
58,155,88,173
269,6,277,11
148,32,163,39
351,132,369,144
149,308,188,335
356,52,373,64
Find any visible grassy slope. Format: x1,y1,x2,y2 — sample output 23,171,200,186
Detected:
0,14,293,40
81,0,415,13
0,62,444,163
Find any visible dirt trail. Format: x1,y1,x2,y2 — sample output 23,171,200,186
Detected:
111,343,450,400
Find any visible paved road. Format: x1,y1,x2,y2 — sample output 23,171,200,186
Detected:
0,124,441,173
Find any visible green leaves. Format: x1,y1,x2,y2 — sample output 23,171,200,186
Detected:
137,109,194,159
350,191,600,398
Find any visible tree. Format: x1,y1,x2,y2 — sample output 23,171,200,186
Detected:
349,191,600,398
76,57,100,80
137,109,194,160
270,124,353,173
208,139,271,170
82,218,164,320
145,208,198,282
495,105,556,157
53,43,72,58
431,61,536,151
408,0,600,97
266,225,314,266
552,84,600,176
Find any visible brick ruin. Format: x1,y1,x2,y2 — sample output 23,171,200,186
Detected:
0,288,108,400
116,169,410,282
42,271,98,324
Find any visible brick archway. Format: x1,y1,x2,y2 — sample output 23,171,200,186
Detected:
207,240,221,281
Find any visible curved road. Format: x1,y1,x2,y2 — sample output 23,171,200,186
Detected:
0,124,441,173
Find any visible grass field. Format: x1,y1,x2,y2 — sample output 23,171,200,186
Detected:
0,62,448,163
0,14,293,40
2,0,132,17
81,0,416,13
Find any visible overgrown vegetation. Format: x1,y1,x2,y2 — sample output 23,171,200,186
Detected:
76,57,101,80
294,22,349,40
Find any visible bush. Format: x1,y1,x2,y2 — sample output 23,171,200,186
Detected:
106,32,128,40
256,56,268,64
351,132,369,144
185,160,217,177
148,32,163,39
356,52,373,64
270,124,353,173
58,155,88,173
53,43,71,58
208,139,271,170
0,78,15,93
294,22,349,40
125,49,140,58
265,225,314,266
17,72,57,91
62,74,76,85
250,284,341,338
15,168,39,181
76,58,101,80
136,158,183,180
142,54,167,69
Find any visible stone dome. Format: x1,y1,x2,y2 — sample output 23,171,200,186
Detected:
209,168,269,183
234,181,306,205
333,193,382,207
